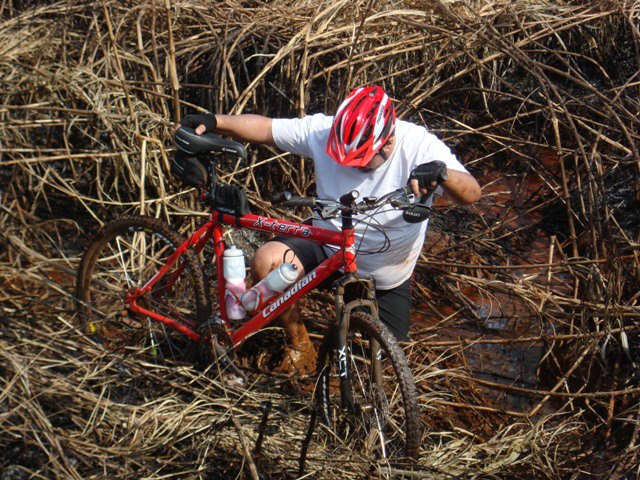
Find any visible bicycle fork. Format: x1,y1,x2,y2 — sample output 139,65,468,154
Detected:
301,275,382,474
331,274,382,413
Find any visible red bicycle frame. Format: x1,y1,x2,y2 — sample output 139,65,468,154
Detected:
126,211,357,347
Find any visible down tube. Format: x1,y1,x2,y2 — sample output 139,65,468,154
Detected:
231,254,343,345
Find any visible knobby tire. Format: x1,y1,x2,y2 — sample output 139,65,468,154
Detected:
315,311,422,459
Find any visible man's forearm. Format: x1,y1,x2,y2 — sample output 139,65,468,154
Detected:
215,114,275,146
442,170,482,205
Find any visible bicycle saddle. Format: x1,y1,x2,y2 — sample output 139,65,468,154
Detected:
175,127,247,159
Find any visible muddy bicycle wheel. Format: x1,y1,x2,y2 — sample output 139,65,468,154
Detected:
76,215,209,364
315,312,421,459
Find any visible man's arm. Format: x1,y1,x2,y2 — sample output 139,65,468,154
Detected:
440,170,481,205
215,114,275,146
177,113,276,146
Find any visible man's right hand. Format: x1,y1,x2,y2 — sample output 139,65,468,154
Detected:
408,161,448,196
176,113,217,135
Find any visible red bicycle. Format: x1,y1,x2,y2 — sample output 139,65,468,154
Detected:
76,128,425,458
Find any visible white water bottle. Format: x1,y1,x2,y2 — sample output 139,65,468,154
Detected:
223,245,247,320
241,263,299,312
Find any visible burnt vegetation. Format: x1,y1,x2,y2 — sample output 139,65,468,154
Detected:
0,0,639,478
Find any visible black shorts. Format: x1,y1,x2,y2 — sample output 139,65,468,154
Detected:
272,236,412,341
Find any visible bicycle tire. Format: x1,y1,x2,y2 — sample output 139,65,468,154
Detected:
315,311,421,459
76,215,209,364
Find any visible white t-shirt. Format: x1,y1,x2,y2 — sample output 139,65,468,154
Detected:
272,113,468,289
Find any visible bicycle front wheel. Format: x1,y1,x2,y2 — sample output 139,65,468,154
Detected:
76,216,209,364
315,312,422,459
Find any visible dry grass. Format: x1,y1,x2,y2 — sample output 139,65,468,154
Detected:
1,0,639,478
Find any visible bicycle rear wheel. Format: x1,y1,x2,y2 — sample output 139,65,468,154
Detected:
315,312,421,459
76,216,209,364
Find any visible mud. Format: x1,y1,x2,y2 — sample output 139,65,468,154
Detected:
412,149,571,415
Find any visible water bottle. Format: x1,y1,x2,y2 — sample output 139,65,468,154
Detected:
241,263,299,312
223,245,247,320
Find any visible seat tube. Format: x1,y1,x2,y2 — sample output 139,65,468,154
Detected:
213,223,228,321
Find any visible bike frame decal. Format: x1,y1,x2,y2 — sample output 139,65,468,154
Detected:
252,216,312,237
338,346,348,378
261,269,317,317
231,254,344,345
216,212,344,246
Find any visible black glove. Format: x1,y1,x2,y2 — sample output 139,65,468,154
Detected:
409,161,448,190
179,112,217,133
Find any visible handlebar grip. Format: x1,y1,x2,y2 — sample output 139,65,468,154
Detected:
271,191,316,208
271,191,292,204
418,191,434,205
285,197,317,208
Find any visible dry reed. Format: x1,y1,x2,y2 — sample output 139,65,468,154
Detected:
1,0,638,478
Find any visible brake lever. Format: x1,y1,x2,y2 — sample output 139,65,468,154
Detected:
317,204,340,219
308,198,341,219
391,195,412,209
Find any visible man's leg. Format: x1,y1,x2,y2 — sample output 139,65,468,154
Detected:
375,278,412,341
251,240,308,345
250,238,325,373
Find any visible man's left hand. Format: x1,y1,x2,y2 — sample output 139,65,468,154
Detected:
175,113,217,135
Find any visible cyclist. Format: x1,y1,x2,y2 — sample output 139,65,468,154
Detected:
177,86,481,373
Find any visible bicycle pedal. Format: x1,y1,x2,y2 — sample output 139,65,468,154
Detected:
211,341,248,384
199,315,233,347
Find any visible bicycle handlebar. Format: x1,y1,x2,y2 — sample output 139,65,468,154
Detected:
271,191,317,208
271,184,436,220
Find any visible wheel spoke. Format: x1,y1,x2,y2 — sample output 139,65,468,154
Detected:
115,235,137,289
76,217,209,366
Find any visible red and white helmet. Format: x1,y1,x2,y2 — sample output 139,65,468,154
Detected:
326,86,396,167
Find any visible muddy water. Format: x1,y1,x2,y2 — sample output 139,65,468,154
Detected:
414,150,566,414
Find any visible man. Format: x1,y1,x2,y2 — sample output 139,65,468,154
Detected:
178,86,481,372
